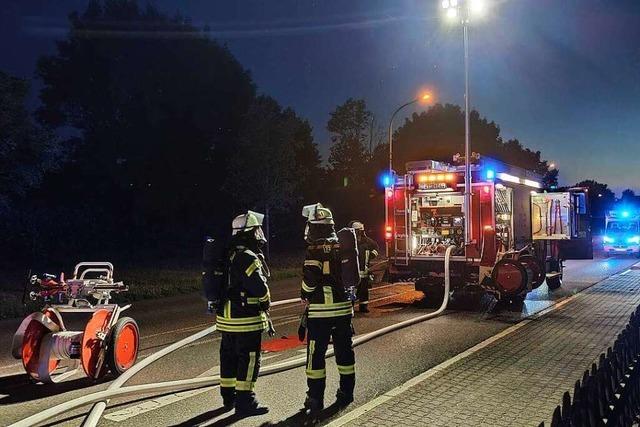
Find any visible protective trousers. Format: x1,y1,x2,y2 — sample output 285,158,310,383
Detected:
219,331,262,405
356,277,371,308
306,315,355,400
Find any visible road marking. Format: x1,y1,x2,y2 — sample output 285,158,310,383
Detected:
104,354,280,422
326,277,601,427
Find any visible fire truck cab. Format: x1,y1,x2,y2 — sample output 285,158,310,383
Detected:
384,156,591,303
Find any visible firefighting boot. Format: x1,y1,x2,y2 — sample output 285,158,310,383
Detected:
235,392,269,417
335,388,354,407
220,388,235,411
302,394,324,415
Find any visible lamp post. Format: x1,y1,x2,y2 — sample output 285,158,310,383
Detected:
442,0,486,245
388,93,432,177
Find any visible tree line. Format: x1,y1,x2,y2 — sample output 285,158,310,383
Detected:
0,0,624,277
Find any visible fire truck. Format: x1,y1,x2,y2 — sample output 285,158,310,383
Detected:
384,156,592,304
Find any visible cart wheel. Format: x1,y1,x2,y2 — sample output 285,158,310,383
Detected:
491,259,528,296
81,309,112,379
21,309,63,383
519,255,545,290
107,317,139,376
547,275,562,290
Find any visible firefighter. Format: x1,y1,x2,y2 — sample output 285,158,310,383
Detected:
212,211,271,416
300,203,356,415
349,220,380,313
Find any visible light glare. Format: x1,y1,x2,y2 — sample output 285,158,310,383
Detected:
469,0,486,16
446,7,458,19
442,0,450,9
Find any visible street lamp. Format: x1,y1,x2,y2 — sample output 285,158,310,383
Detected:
388,93,432,177
442,0,487,245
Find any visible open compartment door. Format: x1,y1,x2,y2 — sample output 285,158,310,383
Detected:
560,189,593,260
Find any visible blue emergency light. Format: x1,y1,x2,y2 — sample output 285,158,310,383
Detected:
379,172,393,188
485,169,495,180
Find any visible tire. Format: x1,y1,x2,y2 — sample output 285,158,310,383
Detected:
491,259,528,296
547,275,562,290
107,317,139,376
416,278,445,308
519,255,545,290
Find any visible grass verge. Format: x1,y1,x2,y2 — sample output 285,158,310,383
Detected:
0,265,301,321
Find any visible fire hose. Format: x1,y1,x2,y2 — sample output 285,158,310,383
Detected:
11,246,455,427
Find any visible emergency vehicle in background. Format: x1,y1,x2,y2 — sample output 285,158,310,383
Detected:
384,155,592,304
603,210,640,257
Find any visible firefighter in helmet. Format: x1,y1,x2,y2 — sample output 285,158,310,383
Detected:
349,220,380,313
215,210,271,416
300,203,356,414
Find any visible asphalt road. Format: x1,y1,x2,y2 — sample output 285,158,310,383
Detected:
1,253,638,427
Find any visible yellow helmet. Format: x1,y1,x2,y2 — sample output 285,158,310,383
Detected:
302,203,334,225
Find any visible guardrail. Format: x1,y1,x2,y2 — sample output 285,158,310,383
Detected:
540,305,640,427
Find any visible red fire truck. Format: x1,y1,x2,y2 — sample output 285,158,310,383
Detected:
384,156,592,304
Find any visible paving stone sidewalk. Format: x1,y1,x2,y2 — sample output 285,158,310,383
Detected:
342,269,640,427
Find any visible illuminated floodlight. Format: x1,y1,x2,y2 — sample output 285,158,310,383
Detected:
446,7,458,19
485,169,495,180
450,0,458,6
442,0,450,9
622,211,630,218
469,0,486,16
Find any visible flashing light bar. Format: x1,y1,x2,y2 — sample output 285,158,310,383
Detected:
497,172,541,188
416,173,456,183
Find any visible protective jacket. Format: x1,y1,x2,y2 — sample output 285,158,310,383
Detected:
216,247,271,333
301,237,354,319
357,235,380,279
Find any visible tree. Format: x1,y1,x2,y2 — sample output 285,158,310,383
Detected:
0,71,61,215
35,0,256,257
225,96,321,249
393,104,550,175
327,98,372,187
542,168,559,189
620,189,639,206
0,71,64,266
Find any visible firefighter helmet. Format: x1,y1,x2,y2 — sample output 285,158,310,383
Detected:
349,220,364,231
232,210,264,235
302,203,334,225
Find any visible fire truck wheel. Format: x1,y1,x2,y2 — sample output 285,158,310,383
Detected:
519,255,545,290
107,317,139,376
415,278,445,308
546,275,562,290
491,259,527,296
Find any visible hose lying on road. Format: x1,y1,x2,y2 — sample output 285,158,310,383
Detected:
11,247,454,427
82,297,301,427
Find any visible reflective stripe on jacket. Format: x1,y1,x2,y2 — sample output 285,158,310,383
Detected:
216,247,271,333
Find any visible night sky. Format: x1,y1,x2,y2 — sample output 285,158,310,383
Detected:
2,0,639,192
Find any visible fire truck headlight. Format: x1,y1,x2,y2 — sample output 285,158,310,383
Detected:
603,236,615,244
627,236,640,244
